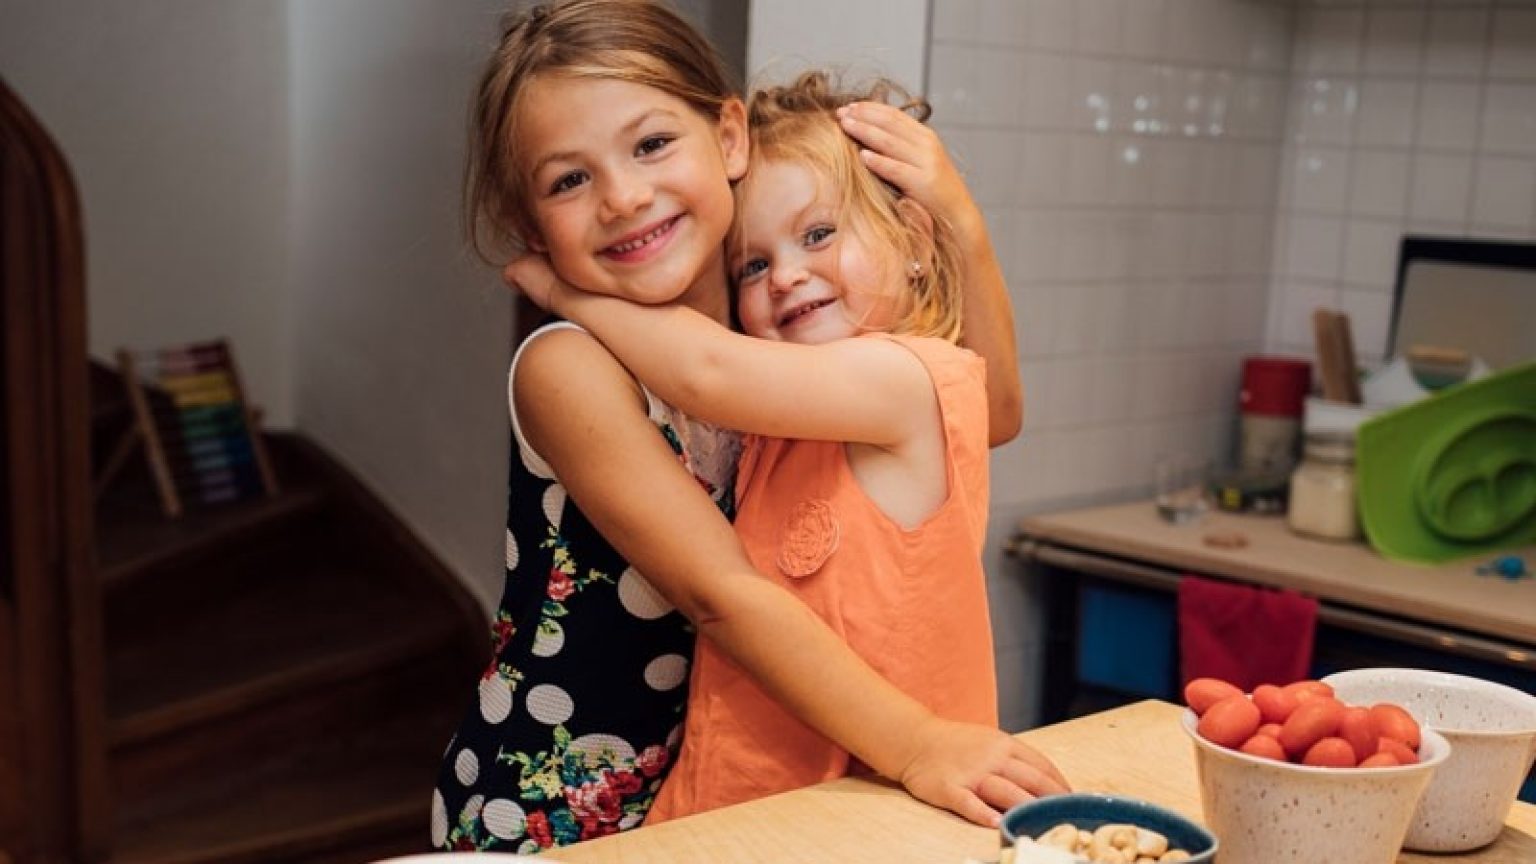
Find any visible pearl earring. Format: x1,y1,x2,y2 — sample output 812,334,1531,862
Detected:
907,260,924,279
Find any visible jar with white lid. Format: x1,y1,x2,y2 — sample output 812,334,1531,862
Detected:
1287,431,1358,541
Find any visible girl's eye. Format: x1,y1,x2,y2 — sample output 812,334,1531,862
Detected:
804,225,835,247
549,170,588,195
636,135,673,157
735,258,769,283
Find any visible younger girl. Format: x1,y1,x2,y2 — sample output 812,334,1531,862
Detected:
436,1,1062,852
513,71,1011,820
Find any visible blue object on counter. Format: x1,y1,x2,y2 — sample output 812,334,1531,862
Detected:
1000,793,1217,862
1477,554,1531,581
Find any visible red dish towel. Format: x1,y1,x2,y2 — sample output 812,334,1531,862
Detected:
1178,575,1319,691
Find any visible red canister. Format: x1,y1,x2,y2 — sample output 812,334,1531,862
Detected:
1239,357,1311,472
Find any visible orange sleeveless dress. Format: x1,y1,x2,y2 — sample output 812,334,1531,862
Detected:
647,333,998,821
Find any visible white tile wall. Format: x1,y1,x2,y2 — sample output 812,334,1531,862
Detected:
1268,0,1536,363
930,0,1536,731
929,0,1292,729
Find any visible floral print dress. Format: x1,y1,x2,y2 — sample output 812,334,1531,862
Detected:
431,322,739,853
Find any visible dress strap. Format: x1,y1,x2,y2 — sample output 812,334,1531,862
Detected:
509,321,670,480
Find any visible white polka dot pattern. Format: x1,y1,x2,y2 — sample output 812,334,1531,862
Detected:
532,620,565,657
483,798,527,840
454,747,479,786
430,790,448,848
569,732,636,763
478,674,513,724
542,484,566,529
505,528,519,570
618,567,673,619
644,653,688,691
526,683,574,725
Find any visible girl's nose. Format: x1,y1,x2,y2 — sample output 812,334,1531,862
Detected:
600,172,653,221
768,258,808,294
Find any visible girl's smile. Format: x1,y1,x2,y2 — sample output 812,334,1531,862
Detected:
517,76,747,314
734,159,905,345
602,214,683,264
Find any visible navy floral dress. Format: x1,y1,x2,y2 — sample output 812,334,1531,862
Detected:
432,322,739,852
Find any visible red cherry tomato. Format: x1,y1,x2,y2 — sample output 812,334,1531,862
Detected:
1252,684,1300,725
1377,737,1419,765
1302,737,1358,767
1368,703,1422,750
1185,678,1244,716
1360,751,1401,768
1239,734,1287,761
1198,694,1262,749
1279,697,1344,756
1337,706,1379,762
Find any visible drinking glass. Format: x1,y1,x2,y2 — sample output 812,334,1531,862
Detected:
1155,454,1210,524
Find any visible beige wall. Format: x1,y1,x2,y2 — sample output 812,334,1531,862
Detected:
0,0,295,425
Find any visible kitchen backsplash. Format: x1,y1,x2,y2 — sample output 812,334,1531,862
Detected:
1270,1,1536,366
928,0,1536,730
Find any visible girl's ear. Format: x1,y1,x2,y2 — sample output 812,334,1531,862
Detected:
523,231,547,254
894,197,935,273
717,98,750,181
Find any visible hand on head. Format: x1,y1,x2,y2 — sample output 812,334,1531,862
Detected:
837,101,980,236
897,717,1071,828
502,252,568,314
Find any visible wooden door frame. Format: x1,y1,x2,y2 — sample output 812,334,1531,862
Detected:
1,76,110,863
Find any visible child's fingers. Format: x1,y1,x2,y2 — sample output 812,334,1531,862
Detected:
944,787,1003,828
838,110,920,162
974,773,1033,816
1003,755,1069,798
858,149,921,193
1011,742,1071,791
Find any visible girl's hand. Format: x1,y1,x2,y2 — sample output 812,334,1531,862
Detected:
836,101,980,236
501,252,569,314
897,717,1071,828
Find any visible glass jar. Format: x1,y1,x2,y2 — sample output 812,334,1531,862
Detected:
1287,432,1358,541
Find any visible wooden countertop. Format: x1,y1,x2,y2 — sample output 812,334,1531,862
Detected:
550,701,1536,863
1017,501,1536,647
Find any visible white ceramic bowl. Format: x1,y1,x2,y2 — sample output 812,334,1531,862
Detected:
1180,708,1450,864
1324,667,1536,852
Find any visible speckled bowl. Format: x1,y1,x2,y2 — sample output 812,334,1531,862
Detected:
1180,708,1449,864
1000,792,1217,862
1324,667,1536,852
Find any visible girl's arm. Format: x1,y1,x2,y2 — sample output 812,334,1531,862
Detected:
519,261,935,449
515,329,1069,823
837,101,1023,446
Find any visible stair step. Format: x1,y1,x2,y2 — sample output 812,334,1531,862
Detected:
106,516,469,746
96,476,328,587
109,648,468,864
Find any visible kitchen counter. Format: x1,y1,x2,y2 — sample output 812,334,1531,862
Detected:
1017,501,1536,647
551,701,1536,863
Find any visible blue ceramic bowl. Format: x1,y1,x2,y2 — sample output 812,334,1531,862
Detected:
1000,793,1218,863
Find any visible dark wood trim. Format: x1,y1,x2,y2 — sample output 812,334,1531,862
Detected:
0,76,110,862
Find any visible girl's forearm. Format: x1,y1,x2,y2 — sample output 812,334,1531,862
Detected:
560,291,747,421
691,572,936,781
951,209,1022,446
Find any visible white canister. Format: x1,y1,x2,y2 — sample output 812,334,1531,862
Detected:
1287,431,1358,541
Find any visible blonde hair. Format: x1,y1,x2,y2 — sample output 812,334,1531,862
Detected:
465,0,739,262
734,71,964,343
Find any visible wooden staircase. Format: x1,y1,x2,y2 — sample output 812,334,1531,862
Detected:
91,367,486,864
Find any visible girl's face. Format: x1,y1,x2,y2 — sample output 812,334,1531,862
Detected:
518,76,747,310
731,159,908,345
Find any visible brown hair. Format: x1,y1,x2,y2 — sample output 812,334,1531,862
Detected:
465,0,739,262
735,71,964,343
